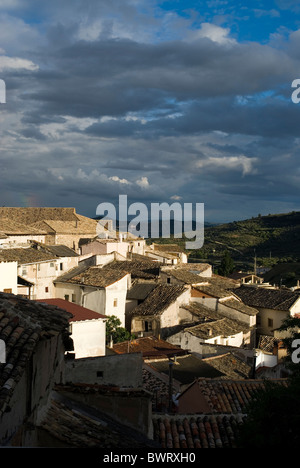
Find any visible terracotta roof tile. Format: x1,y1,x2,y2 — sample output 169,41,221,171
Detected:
0,293,71,417
152,414,245,448
36,298,106,321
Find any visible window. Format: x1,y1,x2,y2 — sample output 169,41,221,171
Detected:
72,294,76,303
268,318,274,328
45,287,49,293
64,294,69,301
97,371,103,378
50,262,54,268
144,320,152,332
37,264,40,271
113,299,118,307
22,267,27,276
60,263,63,271
167,277,171,284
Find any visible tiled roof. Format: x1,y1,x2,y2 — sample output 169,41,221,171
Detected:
112,336,187,358
0,217,48,235
142,365,179,412
233,285,300,311
220,298,259,316
201,353,252,380
193,275,239,298
177,378,289,414
104,259,161,280
0,207,79,222
152,414,245,448
36,298,106,321
129,284,187,317
55,264,129,288
162,263,211,274
257,335,280,352
0,207,98,235
40,388,157,448
0,293,72,417
179,303,249,340
32,243,79,257
162,268,206,285
184,317,247,340
126,282,157,300
0,247,57,264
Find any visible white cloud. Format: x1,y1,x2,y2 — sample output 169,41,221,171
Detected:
187,23,236,45
136,176,149,188
109,175,131,185
0,55,38,71
196,155,258,176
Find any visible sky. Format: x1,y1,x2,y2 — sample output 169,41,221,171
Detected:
1,0,300,224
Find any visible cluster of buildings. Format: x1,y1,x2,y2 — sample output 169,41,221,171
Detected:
0,207,299,448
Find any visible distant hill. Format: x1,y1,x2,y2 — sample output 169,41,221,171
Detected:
191,211,300,268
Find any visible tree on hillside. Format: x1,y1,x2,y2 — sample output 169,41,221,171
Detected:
218,250,235,277
105,315,135,345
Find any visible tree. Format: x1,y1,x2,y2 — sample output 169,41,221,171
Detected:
105,315,134,345
218,250,235,277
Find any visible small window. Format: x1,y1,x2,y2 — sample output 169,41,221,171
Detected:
167,277,171,284
50,262,54,268
22,268,27,276
97,371,103,378
45,287,49,293
144,320,152,332
37,264,41,271
72,294,76,303
64,295,69,301
268,318,273,328
60,263,63,271
113,299,118,307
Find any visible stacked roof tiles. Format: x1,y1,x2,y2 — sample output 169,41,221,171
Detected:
152,414,245,448
0,293,72,417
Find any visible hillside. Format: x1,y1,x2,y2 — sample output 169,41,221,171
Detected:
147,211,300,271
189,211,300,269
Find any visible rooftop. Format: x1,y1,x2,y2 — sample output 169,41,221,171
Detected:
233,285,300,311
112,336,187,359
0,247,57,264
153,414,245,448
129,283,188,317
39,387,156,448
0,293,72,417
177,377,289,414
55,264,129,288
36,298,106,322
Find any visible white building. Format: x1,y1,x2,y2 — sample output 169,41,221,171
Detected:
0,247,79,299
0,261,18,294
54,264,131,327
37,298,107,359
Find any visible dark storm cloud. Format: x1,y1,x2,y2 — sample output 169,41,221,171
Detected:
1,0,300,222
